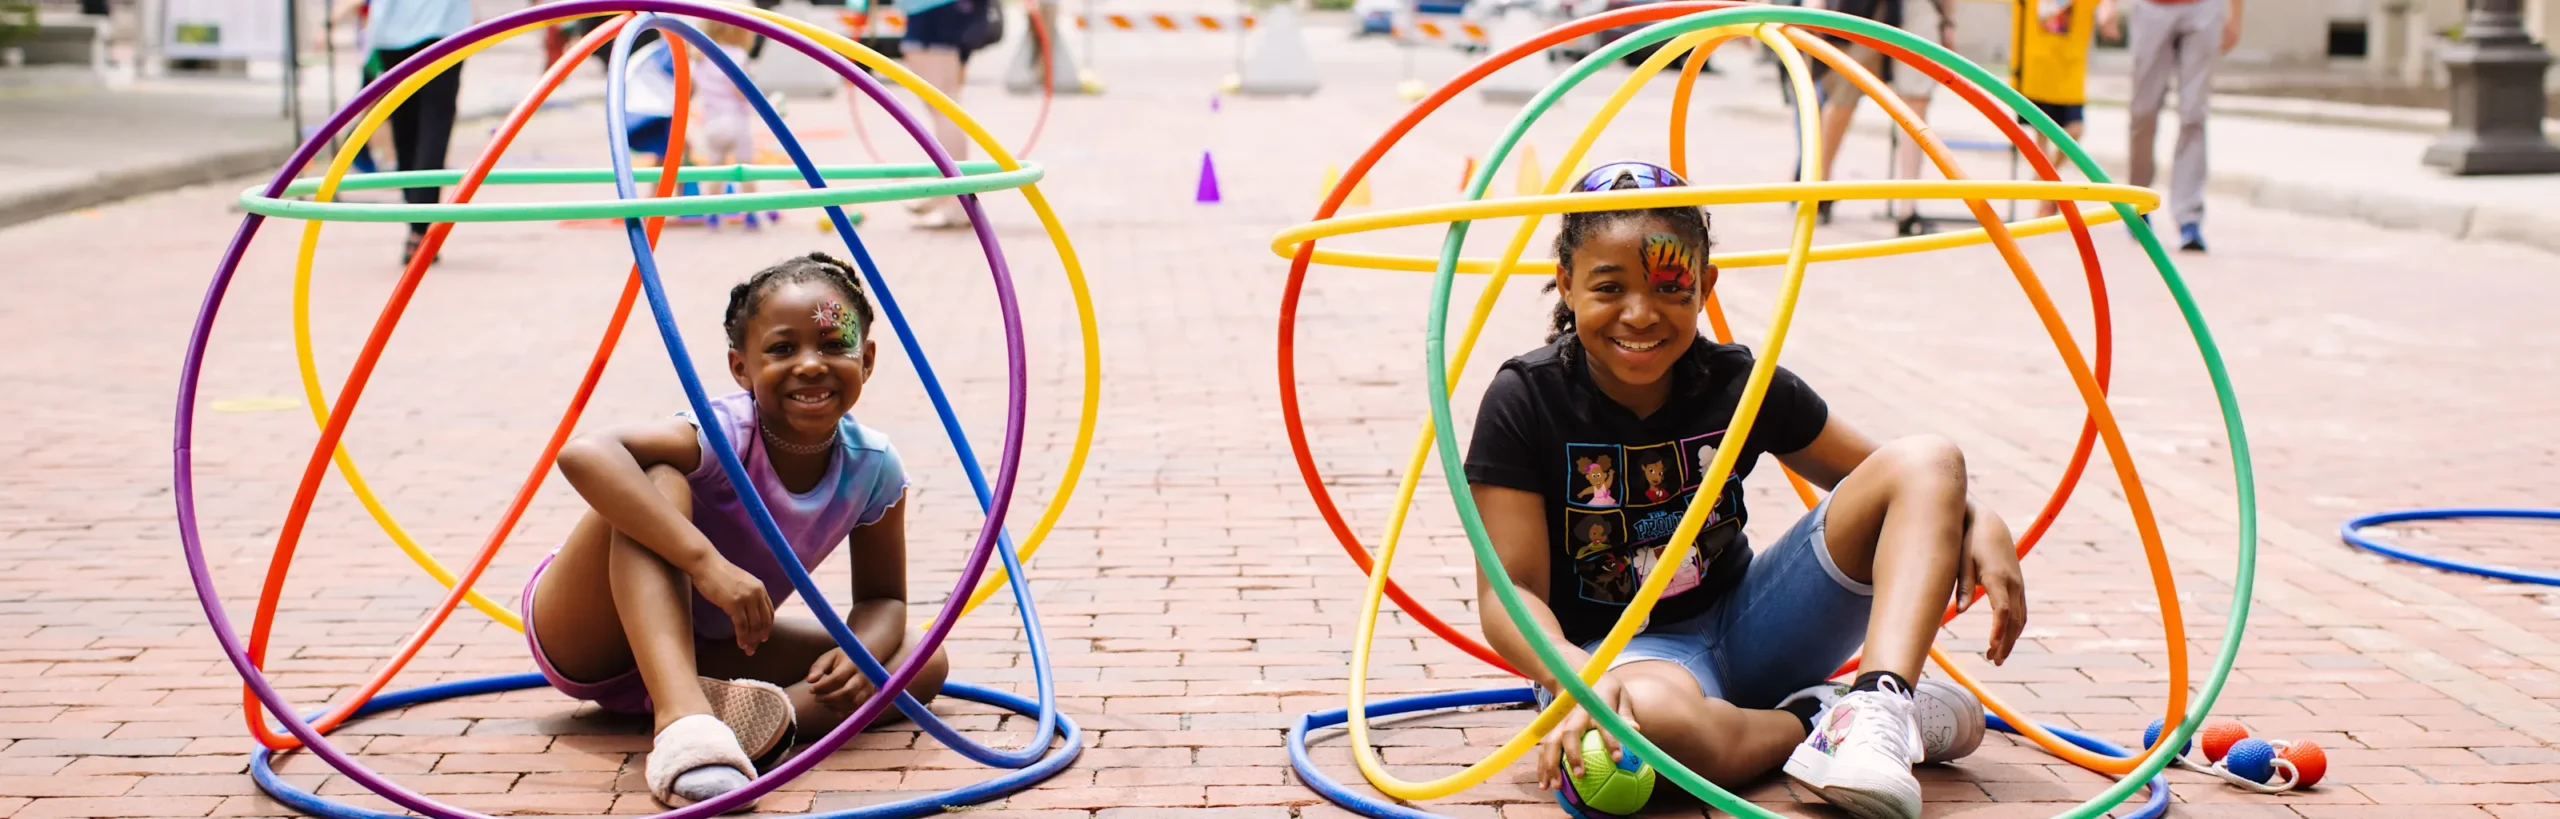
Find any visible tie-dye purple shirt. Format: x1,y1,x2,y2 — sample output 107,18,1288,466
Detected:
680,391,907,639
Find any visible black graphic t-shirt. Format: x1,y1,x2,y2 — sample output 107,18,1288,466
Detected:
1464,336,1830,646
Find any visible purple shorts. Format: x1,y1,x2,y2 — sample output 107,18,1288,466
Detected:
523,552,656,715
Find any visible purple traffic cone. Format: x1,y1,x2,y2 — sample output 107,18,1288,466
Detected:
1195,151,1221,204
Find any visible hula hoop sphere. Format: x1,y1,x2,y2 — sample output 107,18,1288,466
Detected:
175,3,1103,817
1273,4,2264,817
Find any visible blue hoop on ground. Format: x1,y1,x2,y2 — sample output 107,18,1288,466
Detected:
2341,508,2560,586
1285,688,2173,819
250,674,1086,819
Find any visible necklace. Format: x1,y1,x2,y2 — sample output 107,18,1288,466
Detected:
761,422,838,456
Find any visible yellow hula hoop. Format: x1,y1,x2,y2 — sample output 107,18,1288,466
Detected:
1341,24,1827,800
290,8,1101,630
1269,179,2155,273
1275,198,2131,275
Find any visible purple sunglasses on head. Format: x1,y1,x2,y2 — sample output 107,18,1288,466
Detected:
1575,161,1688,193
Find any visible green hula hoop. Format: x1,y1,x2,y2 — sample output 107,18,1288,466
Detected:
1422,7,2257,819
238,161,1041,223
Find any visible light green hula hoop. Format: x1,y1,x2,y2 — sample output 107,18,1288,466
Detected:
237,162,1041,223
1424,7,2256,819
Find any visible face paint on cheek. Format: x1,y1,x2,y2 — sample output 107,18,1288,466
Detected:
1642,232,1698,291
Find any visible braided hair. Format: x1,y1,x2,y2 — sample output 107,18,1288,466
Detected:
1544,200,1714,345
723,252,877,349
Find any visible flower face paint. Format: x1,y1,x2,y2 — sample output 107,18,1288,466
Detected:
812,299,864,351
1642,232,1698,291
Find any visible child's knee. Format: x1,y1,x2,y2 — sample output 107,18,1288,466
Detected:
1611,665,1706,729
1868,435,1966,495
1618,673,1693,723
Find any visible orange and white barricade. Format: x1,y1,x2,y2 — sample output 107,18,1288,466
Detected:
1395,16,1487,45
1073,12,1257,31
840,10,907,38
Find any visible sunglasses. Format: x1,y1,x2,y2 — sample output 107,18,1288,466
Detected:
1575,161,1688,193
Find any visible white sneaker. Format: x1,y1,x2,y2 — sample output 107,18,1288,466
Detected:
1776,678,1983,765
1784,680,1924,819
1911,679,1984,764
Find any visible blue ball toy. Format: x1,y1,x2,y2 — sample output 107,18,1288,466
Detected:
2141,718,2193,757
2222,737,2277,783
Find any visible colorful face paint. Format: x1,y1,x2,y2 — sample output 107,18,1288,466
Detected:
1641,232,1697,291
812,299,864,350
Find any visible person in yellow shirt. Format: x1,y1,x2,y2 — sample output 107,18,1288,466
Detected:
2013,0,2094,218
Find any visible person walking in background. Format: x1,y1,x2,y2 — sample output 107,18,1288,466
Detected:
2099,0,2240,252
2013,0,2095,219
899,0,996,230
1805,0,1953,227
358,0,474,265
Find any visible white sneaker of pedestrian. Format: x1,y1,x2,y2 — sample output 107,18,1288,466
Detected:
1783,679,1924,819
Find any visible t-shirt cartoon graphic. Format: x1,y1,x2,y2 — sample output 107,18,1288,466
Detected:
1575,457,1619,507
1561,438,1738,605
1465,337,1829,645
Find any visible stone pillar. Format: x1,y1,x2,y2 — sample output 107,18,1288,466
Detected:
2422,0,2560,174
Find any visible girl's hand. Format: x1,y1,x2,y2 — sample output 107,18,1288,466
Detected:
1535,673,1639,792
694,559,775,654
806,649,875,712
1954,505,2027,665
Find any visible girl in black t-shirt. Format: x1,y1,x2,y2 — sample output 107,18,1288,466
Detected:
1461,161,2028,819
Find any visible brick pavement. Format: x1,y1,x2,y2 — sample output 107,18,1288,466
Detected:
4,11,2560,819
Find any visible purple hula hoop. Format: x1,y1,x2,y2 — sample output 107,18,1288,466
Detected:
172,3,1033,818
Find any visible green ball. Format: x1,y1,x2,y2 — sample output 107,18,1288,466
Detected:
1566,730,1655,817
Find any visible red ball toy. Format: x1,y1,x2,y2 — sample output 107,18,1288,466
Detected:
2199,721,2252,762
2277,740,2327,788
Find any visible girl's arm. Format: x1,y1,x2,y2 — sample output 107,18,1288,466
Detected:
843,494,910,654
558,418,777,651
555,418,717,570
1474,484,1585,690
808,494,910,706
1774,415,1879,492
1473,484,1641,792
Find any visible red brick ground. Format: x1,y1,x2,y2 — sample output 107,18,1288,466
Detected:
6,15,2560,819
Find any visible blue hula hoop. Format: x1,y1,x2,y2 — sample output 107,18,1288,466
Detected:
1286,688,2173,819
2341,507,2560,586
251,673,1084,819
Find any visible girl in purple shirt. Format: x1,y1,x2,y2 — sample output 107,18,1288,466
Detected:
529,253,935,810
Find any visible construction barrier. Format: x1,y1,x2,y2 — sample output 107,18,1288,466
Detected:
1075,12,1255,31
1395,17,1487,45
840,10,904,38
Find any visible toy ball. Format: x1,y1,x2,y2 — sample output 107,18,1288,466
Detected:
2222,737,2277,784
2142,718,2196,757
2199,720,2253,763
1561,730,1655,817
2277,739,2327,788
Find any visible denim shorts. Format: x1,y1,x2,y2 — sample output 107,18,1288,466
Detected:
1535,497,1874,711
